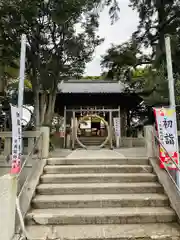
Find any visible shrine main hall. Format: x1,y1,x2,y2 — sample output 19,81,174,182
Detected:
54,79,144,149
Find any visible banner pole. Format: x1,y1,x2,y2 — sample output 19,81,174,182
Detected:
17,34,26,168
165,35,180,187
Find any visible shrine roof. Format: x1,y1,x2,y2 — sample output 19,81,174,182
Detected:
57,80,126,93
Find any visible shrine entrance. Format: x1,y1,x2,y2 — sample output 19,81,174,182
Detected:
64,106,121,149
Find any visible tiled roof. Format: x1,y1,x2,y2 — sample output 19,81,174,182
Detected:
58,80,125,93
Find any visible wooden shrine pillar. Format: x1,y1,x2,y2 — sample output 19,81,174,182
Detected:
71,110,76,150
109,110,113,149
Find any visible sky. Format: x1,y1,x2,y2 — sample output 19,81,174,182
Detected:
84,0,139,76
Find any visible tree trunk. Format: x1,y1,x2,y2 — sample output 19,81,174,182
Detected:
34,87,40,129
39,92,47,125
34,89,57,128
127,109,131,128
0,37,5,95
43,89,57,126
156,1,167,61
31,71,40,130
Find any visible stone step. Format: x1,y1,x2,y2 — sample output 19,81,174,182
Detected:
47,157,149,166
26,223,180,240
37,182,163,195
74,143,110,148
75,142,107,146
79,137,106,140
77,140,106,143
25,207,176,225
44,165,152,174
40,173,157,184
78,138,106,142
37,182,164,195
75,138,108,141
32,193,169,209
76,142,106,144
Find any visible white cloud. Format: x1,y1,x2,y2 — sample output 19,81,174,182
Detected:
84,0,139,76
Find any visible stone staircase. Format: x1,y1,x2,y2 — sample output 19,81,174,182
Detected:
25,156,180,239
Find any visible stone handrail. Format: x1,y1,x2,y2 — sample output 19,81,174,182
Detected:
144,125,180,224
0,127,50,240
0,131,40,157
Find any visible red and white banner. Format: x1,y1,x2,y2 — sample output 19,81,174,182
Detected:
153,107,179,169
10,105,22,174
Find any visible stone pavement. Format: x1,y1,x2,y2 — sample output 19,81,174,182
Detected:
65,147,147,159
115,147,147,157
49,149,72,158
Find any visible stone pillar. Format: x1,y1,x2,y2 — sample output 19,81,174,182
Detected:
144,125,154,158
0,174,17,240
40,126,50,158
66,134,71,148
138,130,143,138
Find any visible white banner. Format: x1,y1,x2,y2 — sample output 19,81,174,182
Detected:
154,107,179,169
155,108,177,152
113,117,121,137
10,105,21,174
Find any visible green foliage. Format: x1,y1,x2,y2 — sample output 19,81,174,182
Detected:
0,61,20,94
101,39,169,106
0,0,120,125
129,0,180,69
0,0,120,88
0,0,120,89
175,77,180,106
8,78,32,90
128,0,180,109
101,40,151,81
101,0,180,108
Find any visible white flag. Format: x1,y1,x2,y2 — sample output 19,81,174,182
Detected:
10,105,21,174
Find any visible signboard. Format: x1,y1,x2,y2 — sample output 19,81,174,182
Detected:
10,105,22,174
113,117,121,137
153,107,179,169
